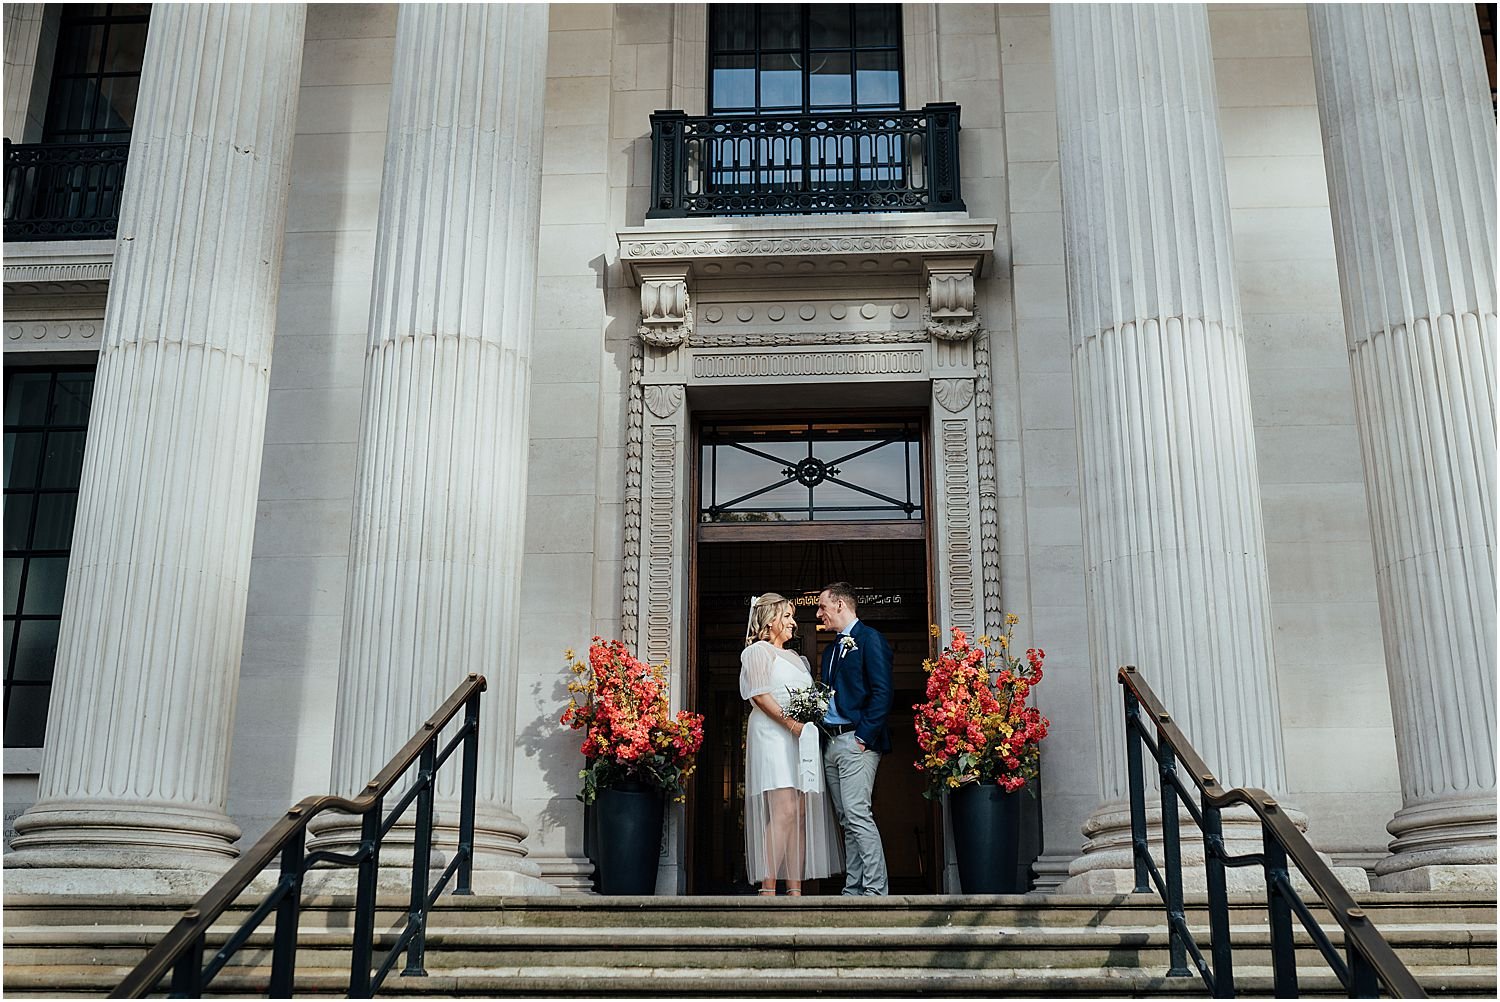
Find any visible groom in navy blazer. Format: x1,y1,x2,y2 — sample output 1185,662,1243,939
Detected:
817,581,893,895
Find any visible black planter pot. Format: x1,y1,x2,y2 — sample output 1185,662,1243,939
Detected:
595,781,665,894
949,783,1024,893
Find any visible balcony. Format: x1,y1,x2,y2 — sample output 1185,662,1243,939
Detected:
646,103,965,219
4,140,130,241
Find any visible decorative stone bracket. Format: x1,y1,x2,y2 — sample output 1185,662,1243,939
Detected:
636,264,692,349
925,256,983,341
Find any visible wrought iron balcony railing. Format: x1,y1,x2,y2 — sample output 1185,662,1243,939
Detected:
4,139,130,241
647,103,965,218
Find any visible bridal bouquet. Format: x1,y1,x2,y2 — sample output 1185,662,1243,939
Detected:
913,615,1049,798
561,638,704,804
783,681,834,724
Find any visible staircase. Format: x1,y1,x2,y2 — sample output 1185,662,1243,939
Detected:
4,891,1494,997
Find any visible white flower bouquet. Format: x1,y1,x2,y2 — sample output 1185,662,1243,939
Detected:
784,681,834,724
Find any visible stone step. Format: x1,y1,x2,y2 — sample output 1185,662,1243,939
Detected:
6,891,1495,930
6,922,1492,976
6,892,1492,998
4,962,1495,998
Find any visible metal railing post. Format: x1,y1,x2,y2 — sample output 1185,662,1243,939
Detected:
1263,822,1299,998
169,932,204,998
921,102,965,212
647,110,689,218
1201,802,1235,998
1122,679,1151,894
268,826,306,998
456,688,481,895
1157,743,1191,978
348,798,383,999
1349,941,1380,998
402,740,438,977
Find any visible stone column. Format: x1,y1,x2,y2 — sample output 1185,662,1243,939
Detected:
3,4,45,141
307,4,554,895
6,5,306,887
1309,4,1497,892
1051,4,1323,892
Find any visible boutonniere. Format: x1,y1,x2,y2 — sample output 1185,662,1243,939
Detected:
839,635,859,655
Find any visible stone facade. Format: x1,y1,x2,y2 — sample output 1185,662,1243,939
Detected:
3,3,1494,895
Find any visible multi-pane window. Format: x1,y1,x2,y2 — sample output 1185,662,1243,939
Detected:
42,3,151,143
709,4,904,115
4,367,94,747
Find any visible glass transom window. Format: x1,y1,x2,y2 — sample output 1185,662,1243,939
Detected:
700,419,923,523
709,4,904,115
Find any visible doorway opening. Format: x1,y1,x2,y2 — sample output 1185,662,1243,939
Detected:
687,414,941,895
690,537,939,894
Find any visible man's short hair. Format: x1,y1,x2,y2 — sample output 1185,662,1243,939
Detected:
820,581,858,610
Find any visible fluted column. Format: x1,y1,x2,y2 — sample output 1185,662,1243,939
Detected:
7,6,306,877
308,4,554,893
3,4,44,141
1309,4,1497,891
1052,4,1301,890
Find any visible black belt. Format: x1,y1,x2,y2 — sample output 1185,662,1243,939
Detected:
824,723,858,735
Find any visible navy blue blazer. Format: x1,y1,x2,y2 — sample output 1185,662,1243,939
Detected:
822,619,894,754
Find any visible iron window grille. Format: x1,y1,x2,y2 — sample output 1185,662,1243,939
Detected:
4,366,95,747
700,419,924,523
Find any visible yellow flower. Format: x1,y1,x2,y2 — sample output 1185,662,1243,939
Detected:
947,776,961,788
929,624,941,638
563,648,575,660
998,635,1009,649
978,635,990,646
1005,613,1019,626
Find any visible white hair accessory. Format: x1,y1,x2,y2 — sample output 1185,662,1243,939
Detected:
745,594,761,645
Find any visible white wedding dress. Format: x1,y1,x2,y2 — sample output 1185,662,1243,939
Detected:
739,640,844,883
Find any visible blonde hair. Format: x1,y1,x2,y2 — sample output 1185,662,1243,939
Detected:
744,593,795,647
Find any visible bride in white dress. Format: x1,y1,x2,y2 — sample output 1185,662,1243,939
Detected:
740,593,843,895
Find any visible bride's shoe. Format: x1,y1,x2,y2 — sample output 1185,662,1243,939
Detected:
758,887,776,896
786,888,802,897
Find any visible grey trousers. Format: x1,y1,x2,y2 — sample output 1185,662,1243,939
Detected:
824,731,888,895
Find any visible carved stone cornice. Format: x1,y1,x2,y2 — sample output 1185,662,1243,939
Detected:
3,239,116,295
617,214,997,284
691,329,929,348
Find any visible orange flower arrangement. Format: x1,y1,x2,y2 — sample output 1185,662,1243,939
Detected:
913,615,1049,798
561,638,704,803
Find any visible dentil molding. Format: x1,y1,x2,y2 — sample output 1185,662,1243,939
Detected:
3,239,115,294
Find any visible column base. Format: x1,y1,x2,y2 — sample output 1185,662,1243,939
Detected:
0,866,228,897
1058,799,1371,895
1371,863,1497,893
6,799,241,874
1374,794,1496,890
305,802,558,896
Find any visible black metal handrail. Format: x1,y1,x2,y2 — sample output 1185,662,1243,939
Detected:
4,139,130,240
112,673,488,999
647,103,964,218
1119,666,1424,998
